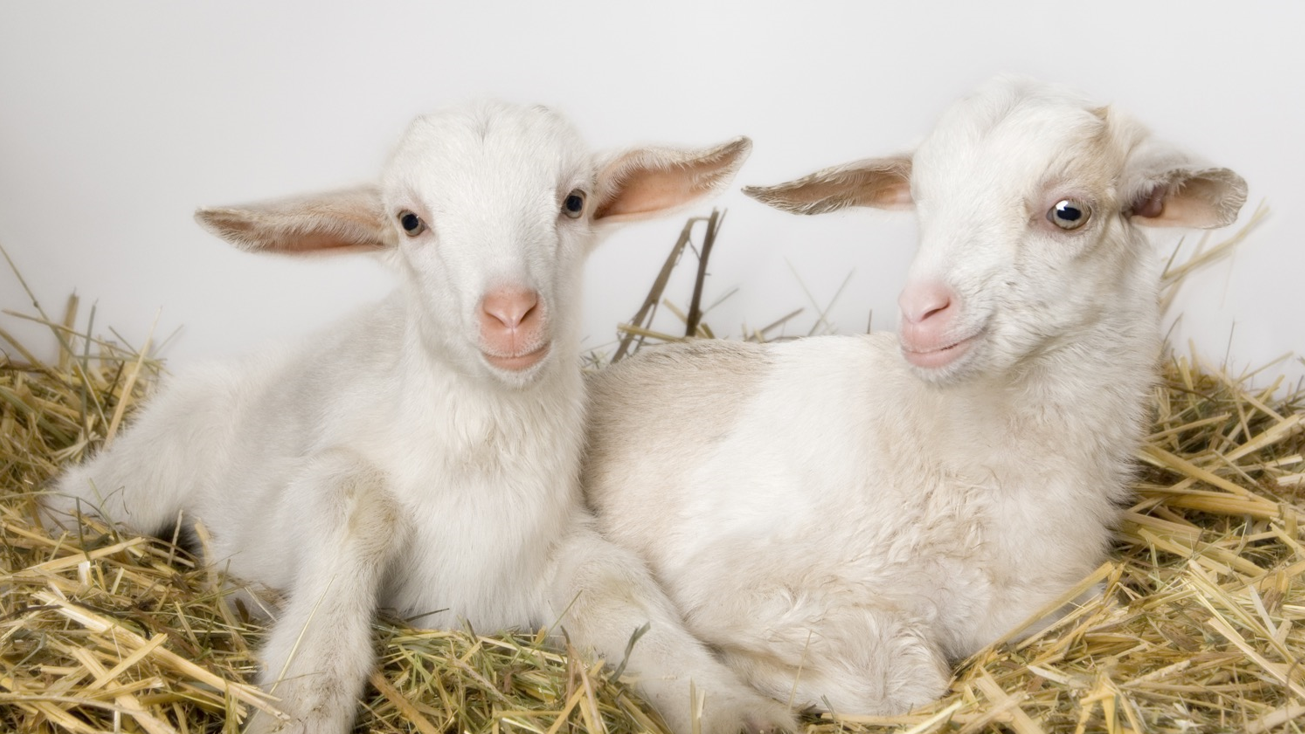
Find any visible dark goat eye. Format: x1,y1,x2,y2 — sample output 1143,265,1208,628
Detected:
398,210,426,236
1048,199,1090,230
562,190,586,219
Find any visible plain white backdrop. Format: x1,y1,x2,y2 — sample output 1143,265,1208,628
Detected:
2,1,1301,384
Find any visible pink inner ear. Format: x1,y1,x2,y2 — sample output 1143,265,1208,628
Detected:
205,213,389,254
1133,186,1165,219
197,190,394,255
275,228,381,253
1128,168,1245,229
594,168,690,220
593,138,750,223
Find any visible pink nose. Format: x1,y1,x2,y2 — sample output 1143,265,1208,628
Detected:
899,280,954,325
478,287,548,371
898,280,970,369
481,287,539,331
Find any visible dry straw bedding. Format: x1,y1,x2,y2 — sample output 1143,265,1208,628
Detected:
2,212,1304,734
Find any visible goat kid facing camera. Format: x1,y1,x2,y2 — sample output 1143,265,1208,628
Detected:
44,101,795,734
584,77,1247,715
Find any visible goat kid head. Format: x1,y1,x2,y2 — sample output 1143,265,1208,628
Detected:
198,101,750,386
745,77,1246,384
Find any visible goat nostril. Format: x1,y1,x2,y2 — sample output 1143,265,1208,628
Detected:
921,299,951,321
899,281,957,325
482,290,541,330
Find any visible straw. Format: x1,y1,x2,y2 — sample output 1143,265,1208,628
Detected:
3,209,1302,733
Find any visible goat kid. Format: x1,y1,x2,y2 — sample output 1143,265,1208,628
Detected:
583,77,1247,715
45,101,794,734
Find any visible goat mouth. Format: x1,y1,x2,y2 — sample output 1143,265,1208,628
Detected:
901,333,979,369
482,343,551,372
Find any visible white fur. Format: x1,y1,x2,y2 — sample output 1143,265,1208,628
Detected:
46,101,793,734
583,78,1247,715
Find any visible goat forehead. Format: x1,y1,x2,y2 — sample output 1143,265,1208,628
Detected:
915,90,1114,210
384,101,591,208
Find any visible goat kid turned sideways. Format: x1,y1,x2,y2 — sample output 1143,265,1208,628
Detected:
44,102,796,734
583,77,1247,716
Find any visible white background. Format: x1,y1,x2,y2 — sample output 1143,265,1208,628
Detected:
2,2,1301,384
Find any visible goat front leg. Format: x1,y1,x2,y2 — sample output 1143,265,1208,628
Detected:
545,519,796,734
692,590,951,716
244,451,409,734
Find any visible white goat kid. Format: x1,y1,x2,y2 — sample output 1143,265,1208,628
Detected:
46,102,795,734
583,78,1247,715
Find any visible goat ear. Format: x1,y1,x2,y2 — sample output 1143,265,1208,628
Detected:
742,156,913,215
1123,140,1247,229
195,185,396,254
591,137,752,223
